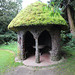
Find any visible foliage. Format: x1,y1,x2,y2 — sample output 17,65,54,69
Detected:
8,1,67,30
0,50,22,74
61,39,75,56
0,31,17,44
48,0,63,14
61,31,72,43
0,42,75,75
48,0,75,10
0,0,22,44
55,56,75,75
48,0,75,21
70,0,75,10
57,38,75,75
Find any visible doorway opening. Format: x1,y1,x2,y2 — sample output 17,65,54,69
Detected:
24,31,35,59
38,30,52,62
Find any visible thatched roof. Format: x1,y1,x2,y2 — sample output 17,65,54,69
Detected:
8,1,67,30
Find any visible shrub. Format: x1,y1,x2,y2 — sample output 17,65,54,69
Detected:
61,39,75,57
0,31,17,44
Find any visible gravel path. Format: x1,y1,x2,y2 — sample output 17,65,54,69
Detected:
4,66,62,75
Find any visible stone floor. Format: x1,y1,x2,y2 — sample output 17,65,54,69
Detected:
23,53,50,67
4,53,65,75
23,53,62,67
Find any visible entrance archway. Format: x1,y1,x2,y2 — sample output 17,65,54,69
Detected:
38,30,52,54
24,31,35,59
23,30,52,64
38,30,52,62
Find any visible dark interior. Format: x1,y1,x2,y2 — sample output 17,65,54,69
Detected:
38,30,52,55
24,30,52,59
24,31,35,58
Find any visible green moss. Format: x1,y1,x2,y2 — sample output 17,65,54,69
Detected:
8,1,67,29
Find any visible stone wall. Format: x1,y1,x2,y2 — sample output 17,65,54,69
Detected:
17,25,61,61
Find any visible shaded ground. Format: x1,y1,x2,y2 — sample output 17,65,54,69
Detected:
22,53,63,67
4,66,60,75
0,42,75,75
4,61,75,75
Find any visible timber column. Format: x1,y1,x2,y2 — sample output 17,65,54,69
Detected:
50,29,61,61
17,31,25,60
31,30,41,63
35,37,40,63
32,31,40,63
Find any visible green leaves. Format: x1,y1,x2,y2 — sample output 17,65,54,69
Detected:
0,0,22,44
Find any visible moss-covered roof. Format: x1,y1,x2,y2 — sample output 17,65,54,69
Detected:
8,1,67,29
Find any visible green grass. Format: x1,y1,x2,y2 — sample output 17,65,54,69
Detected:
0,50,22,75
32,49,75,75
55,57,75,75
0,41,75,75
53,50,75,75
0,42,17,55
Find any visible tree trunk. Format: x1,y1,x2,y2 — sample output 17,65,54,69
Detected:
50,29,61,61
67,6,75,38
35,38,40,63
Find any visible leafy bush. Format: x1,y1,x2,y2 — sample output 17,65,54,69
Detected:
0,31,17,44
0,0,22,45
61,31,72,45
61,39,75,57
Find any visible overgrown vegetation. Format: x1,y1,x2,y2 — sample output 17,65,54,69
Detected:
0,0,22,44
61,39,75,57
8,1,67,30
56,39,75,75
0,40,75,75
49,0,75,38
0,0,75,74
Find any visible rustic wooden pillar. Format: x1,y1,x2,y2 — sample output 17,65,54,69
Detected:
50,29,61,61
35,38,40,63
31,30,41,63
17,31,25,60
20,33,24,60
17,33,21,60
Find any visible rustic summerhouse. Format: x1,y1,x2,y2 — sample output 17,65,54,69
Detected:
8,1,67,63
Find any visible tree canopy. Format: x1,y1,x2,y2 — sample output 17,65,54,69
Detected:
0,0,22,44
48,0,75,38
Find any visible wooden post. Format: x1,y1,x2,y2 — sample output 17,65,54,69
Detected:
17,31,25,60
31,31,40,63
20,35,24,60
35,38,40,63
50,30,61,61
20,31,25,60
17,33,21,60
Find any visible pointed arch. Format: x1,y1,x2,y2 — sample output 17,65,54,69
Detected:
24,31,35,58
38,30,52,54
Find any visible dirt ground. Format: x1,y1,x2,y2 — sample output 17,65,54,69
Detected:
4,66,63,75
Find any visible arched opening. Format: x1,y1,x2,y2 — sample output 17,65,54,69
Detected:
38,30,52,61
24,31,35,59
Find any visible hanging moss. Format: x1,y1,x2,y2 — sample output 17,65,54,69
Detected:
8,1,67,29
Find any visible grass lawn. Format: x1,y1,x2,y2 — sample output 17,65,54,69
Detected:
55,56,75,75
0,42,22,74
0,42,17,55
50,49,75,75
0,50,22,75
0,41,75,75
